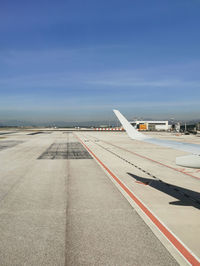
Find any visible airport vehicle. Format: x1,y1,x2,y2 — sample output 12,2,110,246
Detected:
113,110,200,168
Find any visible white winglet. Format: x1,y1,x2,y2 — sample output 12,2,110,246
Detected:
113,110,149,140
113,109,200,168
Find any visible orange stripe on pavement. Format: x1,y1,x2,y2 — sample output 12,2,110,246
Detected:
75,134,200,266
102,140,200,181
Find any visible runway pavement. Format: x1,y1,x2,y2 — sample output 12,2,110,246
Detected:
0,129,199,265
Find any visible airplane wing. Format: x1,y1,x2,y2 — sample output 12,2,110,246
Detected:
113,109,200,168
113,110,149,141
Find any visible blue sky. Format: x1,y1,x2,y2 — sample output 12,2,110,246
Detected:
0,0,200,122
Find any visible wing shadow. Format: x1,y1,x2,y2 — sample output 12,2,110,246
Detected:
127,172,200,210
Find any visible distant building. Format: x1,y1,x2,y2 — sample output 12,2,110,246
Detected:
130,120,169,131
180,123,197,133
196,122,200,131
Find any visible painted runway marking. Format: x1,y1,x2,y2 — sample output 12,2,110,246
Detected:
75,134,200,266
135,181,149,185
81,135,200,206
107,142,200,181
80,133,200,206
86,134,200,181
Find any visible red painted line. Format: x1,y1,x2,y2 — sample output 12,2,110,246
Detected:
135,181,149,185
102,140,200,181
83,133,200,181
75,134,200,266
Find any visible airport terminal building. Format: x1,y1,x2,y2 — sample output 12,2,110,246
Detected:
130,120,169,131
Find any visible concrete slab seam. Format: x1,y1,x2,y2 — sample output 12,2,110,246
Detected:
75,133,200,266
81,134,200,206
89,140,200,207
87,133,200,181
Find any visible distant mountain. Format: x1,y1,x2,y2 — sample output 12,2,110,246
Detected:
0,118,199,128
0,119,118,128
0,120,33,127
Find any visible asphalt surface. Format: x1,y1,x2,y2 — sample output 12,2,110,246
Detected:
0,130,199,265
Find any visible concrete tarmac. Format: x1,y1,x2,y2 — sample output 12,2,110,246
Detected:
0,130,199,265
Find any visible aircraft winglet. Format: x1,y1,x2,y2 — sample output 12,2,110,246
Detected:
113,110,148,140
113,109,200,168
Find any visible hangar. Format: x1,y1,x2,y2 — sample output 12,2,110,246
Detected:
130,120,169,131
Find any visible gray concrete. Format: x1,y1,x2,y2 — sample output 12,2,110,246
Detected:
78,131,200,263
38,141,92,160
0,130,195,265
65,155,177,265
0,140,23,151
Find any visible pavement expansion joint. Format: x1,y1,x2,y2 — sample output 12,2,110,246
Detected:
38,142,92,159
86,136,200,210
0,140,24,151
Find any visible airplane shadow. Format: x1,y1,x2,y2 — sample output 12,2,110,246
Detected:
127,172,200,210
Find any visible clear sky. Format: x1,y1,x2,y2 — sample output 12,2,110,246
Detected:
0,0,200,122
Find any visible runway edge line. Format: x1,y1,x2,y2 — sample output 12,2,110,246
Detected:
75,134,200,266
